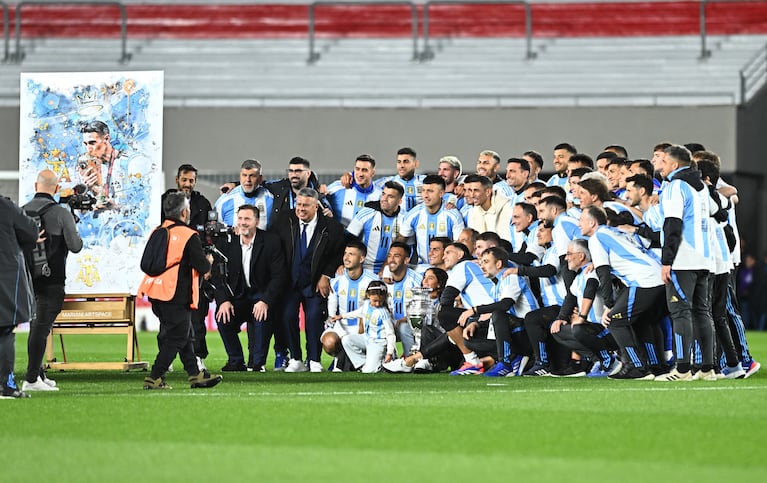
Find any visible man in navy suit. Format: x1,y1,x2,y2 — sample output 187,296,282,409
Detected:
213,205,287,372
271,188,346,372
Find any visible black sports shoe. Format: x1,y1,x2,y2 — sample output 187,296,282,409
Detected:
551,362,587,378
608,365,654,380
1,387,30,399
522,362,551,377
221,362,247,372
189,370,223,388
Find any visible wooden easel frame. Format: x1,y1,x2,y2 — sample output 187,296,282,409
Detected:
45,293,148,371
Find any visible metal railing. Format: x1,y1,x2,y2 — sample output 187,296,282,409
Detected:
420,0,533,61
11,0,130,63
308,0,419,64
740,43,767,102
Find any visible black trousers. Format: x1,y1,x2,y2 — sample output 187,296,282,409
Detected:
419,323,462,372
492,311,533,364
0,327,15,390
150,302,199,379
569,322,619,367
667,270,715,370
710,272,739,367
609,285,666,369
464,325,498,360
191,298,210,359
523,305,569,369
25,283,65,382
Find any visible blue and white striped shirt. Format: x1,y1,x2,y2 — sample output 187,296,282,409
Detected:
494,273,539,319
588,225,663,288
659,167,716,271
328,270,380,331
386,268,424,320
400,202,465,264
214,185,274,230
446,260,495,309
347,207,405,272
376,174,425,213
325,181,382,227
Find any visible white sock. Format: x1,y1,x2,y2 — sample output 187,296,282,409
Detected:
464,352,480,365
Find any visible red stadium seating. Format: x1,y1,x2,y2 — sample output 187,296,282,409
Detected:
4,2,767,39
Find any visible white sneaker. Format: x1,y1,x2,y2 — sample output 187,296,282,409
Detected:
309,361,323,373
414,358,433,373
21,377,59,392
654,368,693,381
284,359,308,373
40,373,56,388
196,357,207,372
383,358,413,373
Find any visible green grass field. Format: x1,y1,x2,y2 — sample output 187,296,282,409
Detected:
3,330,767,482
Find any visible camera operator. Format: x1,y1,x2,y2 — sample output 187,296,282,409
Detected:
212,205,287,372
161,164,213,371
21,170,83,392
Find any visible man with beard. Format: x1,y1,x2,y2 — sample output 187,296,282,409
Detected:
215,159,274,230
347,181,405,272
267,156,332,219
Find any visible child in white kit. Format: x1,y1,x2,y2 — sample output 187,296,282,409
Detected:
332,281,396,373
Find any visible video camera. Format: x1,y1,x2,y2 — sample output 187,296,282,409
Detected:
195,210,234,249
59,183,97,211
196,210,234,300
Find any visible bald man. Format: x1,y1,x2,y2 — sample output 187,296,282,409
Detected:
21,170,83,392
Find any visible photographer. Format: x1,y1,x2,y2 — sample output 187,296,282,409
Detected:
21,170,83,392
212,205,287,372
161,164,213,370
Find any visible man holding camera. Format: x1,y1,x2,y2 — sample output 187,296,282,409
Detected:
161,164,213,370
213,205,287,372
21,170,83,392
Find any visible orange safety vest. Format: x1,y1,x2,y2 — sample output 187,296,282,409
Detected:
137,221,201,309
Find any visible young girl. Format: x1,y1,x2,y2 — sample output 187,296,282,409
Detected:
333,281,396,373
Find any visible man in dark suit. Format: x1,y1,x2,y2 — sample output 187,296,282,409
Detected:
213,204,286,372
270,187,346,372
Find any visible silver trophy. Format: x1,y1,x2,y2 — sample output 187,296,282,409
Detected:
406,286,434,354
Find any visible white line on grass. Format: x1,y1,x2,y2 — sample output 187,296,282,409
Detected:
119,384,767,398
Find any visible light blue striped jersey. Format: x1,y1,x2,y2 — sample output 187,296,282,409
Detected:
588,225,663,288
525,220,545,261
604,201,643,225
375,174,425,213
659,167,715,271
546,173,568,188
493,180,516,200
325,181,382,227
400,202,465,264
214,185,274,230
569,263,605,324
710,191,733,275
342,301,396,353
551,213,582,258
328,270,379,330
494,273,539,319
536,245,566,307
446,260,495,308
386,268,423,320
347,207,405,272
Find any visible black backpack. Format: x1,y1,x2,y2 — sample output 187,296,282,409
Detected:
24,202,57,279
140,222,184,276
